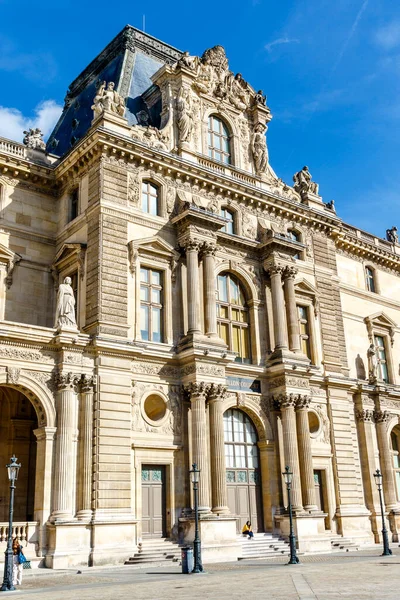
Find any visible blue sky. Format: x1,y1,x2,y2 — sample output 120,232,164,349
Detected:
0,0,399,237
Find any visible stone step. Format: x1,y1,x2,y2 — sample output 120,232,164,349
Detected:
125,538,184,567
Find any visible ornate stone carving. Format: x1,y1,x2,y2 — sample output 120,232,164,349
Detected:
91,81,125,118
183,381,209,400
22,128,46,150
180,363,224,377
271,392,306,410
127,241,138,275
269,376,310,390
176,87,194,145
373,410,391,423
23,370,55,392
367,343,378,383
386,227,398,244
242,210,257,240
355,409,374,422
80,374,94,392
237,392,246,408
54,277,77,330
127,171,140,206
201,241,217,256
0,346,54,363
314,404,331,444
131,125,169,151
208,383,227,401
5,254,21,289
282,265,298,280
254,90,267,106
251,122,269,174
7,367,20,385
293,166,319,197
55,372,80,391
295,396,311,410
166,187,176,214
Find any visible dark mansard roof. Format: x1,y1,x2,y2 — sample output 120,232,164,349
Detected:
47,25,182,157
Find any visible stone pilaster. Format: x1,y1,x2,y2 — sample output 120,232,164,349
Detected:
33,426,56,556
274,394,303,511
267,266,288,351
208,383,229,514
269,407,285,513
51,372,79,521
184,241,201,334
296,396,318,512
282,266,301,353
355,407,380,539
374,410,398,510
202,242,218,338
77,375,95,520
185,382,210,511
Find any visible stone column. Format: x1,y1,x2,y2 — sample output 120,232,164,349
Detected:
375,410,398,510
267,266,288,351
77,375,94,520
185,241,201,334
268,403,285,512
282,266,301,353
186,383,210,512
202,242,218,337
296,396,318,511
355,408,380,538
276,394,303,511
208,384,229,514
51,372,79,521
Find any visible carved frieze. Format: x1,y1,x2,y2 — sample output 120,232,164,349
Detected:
0,345,54,364
132,361,180,378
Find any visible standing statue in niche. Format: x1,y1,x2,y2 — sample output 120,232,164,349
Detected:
386,226,399,244
54,277,77,329
91,81,125,119
176,88,193,145
251,122,269,174
367,343,379,382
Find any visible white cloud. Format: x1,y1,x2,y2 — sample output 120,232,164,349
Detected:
375,21,400,51
264,37,299,52
0,100,62,143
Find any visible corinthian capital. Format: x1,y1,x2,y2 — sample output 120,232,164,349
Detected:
208,383,227,401
201,241,217,256
282,265,298,280
80,374,95,392
295,395,311,410
270,393,298,410
55,372,80,391
355,409,374,422
183,381,209,400
265,265,284,277
374,410,390,423
181,240,201,253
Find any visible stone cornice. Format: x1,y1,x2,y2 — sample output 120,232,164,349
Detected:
334,229,400,273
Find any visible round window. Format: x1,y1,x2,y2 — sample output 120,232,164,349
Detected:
308,411,321,437
143,394,167,423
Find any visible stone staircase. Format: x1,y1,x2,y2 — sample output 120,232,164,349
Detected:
329,534,360,552
238,532,290,560
125,538,182,568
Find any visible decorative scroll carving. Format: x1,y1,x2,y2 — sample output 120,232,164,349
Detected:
0,346,54,363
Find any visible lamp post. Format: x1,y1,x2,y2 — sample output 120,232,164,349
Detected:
190,463,203,573
1,456,21,592
373,468,392,556
283,465,299,565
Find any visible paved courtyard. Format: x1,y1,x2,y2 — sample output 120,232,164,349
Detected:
6,548,400,600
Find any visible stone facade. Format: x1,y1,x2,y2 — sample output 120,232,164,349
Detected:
1,26,400,567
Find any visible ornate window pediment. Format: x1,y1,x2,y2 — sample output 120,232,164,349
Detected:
52,243,87,281
0,243,21,289
294,278,319,316
364,312,397,346
128,237,180,281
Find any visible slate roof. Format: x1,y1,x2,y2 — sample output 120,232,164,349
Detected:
47,25,182,157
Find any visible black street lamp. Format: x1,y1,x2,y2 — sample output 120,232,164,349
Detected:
1,456,21,592
373,469,392,556
282,465,299,565
190,463,203,573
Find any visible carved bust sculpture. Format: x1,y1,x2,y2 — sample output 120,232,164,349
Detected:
91,81,125,119
54,277,77,329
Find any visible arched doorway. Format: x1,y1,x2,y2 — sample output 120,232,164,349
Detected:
223,408,263,533
0,387,37,522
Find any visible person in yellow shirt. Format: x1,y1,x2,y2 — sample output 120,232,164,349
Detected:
242,521,254,539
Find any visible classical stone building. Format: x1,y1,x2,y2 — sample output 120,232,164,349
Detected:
1,25,400,567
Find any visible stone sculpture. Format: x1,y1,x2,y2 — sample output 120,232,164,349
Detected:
367,343,378,382
176,88,193,144
325,200,336,213
22,128,46,150
251,122,269,174
91,81,125,118
54,277,77,329
293,166,319,196
386,226,399,244
254,90,267,106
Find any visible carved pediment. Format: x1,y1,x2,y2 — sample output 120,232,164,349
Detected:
53,243,87,280
365,312,397,346
295,278,319,316
128,237,180,279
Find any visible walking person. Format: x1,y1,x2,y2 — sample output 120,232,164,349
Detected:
242,520,254,539
12,537,24,586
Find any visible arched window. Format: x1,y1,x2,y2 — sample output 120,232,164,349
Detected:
142,181,160,216
221,207,234,234
365,266,376,293
391,426,400,500
288,229,301,260
208,116,231,164
217,273,251,363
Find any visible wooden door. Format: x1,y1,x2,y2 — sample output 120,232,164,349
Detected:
141,465,166,538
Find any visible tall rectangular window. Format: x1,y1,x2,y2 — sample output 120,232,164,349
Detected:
375,335,389,383
141,181,159,216
298,305,312,360
68,187,79,222
140,267,163,342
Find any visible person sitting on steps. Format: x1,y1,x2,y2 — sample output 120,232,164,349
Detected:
242,520,254,539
